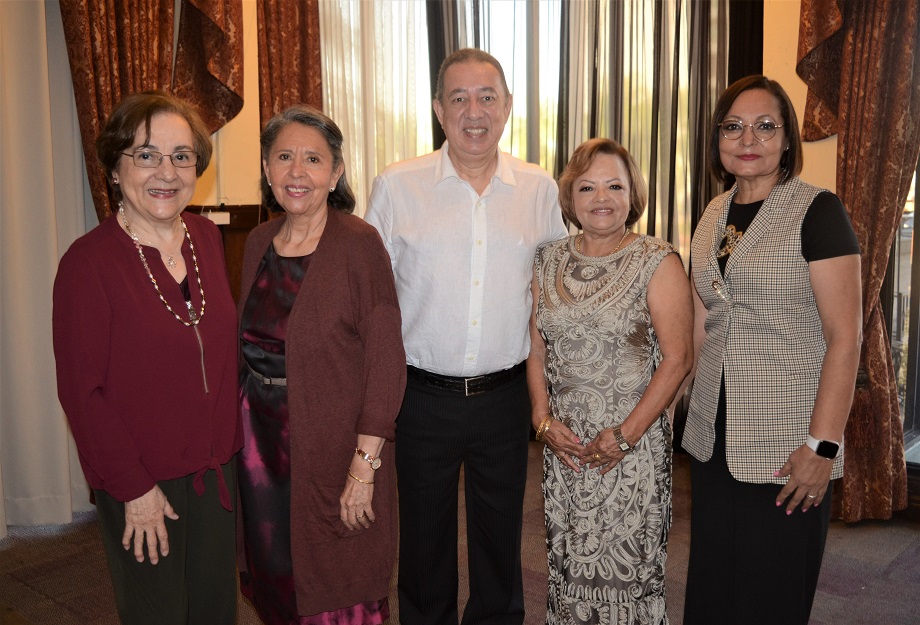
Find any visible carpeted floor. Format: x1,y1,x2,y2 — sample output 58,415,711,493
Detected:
1,444,918,624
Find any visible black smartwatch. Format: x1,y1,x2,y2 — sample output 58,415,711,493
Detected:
806,435,840,460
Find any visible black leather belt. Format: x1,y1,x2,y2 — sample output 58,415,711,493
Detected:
407,362,525,396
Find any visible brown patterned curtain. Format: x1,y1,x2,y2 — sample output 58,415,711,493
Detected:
796,0,920,521
173,0,244,134
256,0,323,128
59,0,175,222
60,0,244,222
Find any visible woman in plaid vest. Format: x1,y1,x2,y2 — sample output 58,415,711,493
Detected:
682,76,862,624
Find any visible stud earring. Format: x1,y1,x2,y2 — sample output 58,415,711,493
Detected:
329,187,335,193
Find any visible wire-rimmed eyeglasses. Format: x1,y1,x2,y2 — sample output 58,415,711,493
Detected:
121,149,199,168
717,120,784,142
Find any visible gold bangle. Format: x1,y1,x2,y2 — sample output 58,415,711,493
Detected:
348,471,374,485
535,416,549,440
535,415,554,442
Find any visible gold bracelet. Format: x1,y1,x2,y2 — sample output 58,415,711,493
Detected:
535,415,554,442
535,416,549,440
348,471,374,485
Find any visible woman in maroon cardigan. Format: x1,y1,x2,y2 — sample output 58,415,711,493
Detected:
237,106,405,624
53,92,243,624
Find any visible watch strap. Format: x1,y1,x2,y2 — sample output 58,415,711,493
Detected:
805,434,840,459
355,448,382,470
612,425,633,453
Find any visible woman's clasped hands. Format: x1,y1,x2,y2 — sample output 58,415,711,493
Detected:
542,419,629,475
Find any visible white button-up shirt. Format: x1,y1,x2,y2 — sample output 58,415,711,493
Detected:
365,143,568,377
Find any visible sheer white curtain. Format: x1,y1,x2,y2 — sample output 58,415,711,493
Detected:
318,0,432,216
555,0,700,254
0,0,93,538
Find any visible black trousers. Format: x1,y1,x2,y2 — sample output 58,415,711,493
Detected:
683,387,831,625
396,367,530,625
95,457,238,625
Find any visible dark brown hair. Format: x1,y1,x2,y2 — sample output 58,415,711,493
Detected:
709,75,803,185
435,48,510,102
558,138,648,230
95,91,212,202
260,106,356,214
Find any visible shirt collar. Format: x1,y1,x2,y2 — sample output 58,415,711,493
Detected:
434,141,517,188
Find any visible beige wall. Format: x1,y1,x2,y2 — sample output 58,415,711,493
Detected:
763,0,837,191
189,0,262,207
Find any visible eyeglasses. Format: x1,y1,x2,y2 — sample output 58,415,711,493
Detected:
122,149,198,168
717,120,784,142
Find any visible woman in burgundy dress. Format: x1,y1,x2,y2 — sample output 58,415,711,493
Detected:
237,106,405,625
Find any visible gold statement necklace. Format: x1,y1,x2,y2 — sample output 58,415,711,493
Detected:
575,228,629,255
120,205,206,327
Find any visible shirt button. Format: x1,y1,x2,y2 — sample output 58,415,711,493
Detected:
473,280,480,286
471,320,478,326
476,239,483,246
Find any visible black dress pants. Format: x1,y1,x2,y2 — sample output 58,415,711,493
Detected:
95,457,238,625
683,386,831,625
396,367,530,625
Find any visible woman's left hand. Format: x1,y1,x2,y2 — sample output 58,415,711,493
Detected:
579,429,628,475
340,469,375,530
773,445,834,514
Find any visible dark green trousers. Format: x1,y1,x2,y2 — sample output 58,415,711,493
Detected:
95,457,237,625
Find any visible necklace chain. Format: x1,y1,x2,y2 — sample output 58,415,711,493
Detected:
120,205,206,327
576,228,630,255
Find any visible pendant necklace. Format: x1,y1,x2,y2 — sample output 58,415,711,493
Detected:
120,205,206,326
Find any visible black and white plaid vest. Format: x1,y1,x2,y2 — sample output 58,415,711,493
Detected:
685,176,844,482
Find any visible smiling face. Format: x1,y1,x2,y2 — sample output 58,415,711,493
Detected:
262,123,344,219
115,112,197,227
572,153,632,238
433,61,512,166
718,88,788,189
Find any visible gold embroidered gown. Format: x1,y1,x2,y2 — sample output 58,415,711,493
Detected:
534,235,674,625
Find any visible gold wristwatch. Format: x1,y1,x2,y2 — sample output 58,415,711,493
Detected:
355,448,382,470
612,425,633,453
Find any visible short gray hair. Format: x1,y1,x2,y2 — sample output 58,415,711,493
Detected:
260,106,356,214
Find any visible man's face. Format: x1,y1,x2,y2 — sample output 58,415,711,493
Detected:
433,61,512,165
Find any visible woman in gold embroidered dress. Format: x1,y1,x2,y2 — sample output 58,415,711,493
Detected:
526,138,693,625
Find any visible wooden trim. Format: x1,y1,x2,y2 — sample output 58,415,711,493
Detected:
185,204,266,302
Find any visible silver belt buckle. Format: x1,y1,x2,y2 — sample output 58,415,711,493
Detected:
464,375,486,396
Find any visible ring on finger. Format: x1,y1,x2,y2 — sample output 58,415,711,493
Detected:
807,494,817,499
593,452,601,462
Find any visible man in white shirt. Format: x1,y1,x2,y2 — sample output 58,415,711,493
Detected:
365,48,567,625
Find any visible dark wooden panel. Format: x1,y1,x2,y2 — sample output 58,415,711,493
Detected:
186,204,267,302
906,462,920,523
